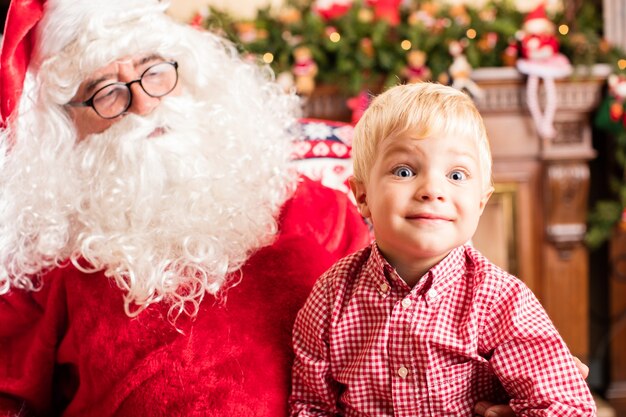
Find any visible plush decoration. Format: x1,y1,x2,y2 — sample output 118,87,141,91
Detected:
502,40,519,67
516,3,572,139
403,50,432,84
292,46,318,96
448,40,484,99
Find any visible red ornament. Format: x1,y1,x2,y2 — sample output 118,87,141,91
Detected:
365,0,402,26
313,1,352,21
610,102,623,122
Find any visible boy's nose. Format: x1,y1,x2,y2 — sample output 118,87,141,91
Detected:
415,175,446,202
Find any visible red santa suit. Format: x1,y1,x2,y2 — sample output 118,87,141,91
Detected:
517,32,571,79
0,177,371,416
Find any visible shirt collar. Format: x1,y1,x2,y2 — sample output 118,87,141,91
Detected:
365,243,406,295
366,242,468,296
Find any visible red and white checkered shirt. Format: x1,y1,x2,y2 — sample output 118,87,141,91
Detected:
290,243,595,416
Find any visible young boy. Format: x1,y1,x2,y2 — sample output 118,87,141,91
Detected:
289,83,596,416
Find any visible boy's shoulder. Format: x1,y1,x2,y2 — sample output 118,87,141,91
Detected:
322,245,373,279
315,245,373,293
463,244,526,292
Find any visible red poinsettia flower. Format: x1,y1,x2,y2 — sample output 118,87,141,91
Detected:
365,0,402,26
188,12,205,29
347,90,371,126
313,0,353,21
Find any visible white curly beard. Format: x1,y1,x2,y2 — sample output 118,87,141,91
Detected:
66,93,296,317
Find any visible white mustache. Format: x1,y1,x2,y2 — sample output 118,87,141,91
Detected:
83,94,197,144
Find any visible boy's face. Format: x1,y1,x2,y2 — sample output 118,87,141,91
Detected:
350,130,493,280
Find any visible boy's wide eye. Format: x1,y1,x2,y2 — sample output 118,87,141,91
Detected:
449,170,466,181
392,166,415,178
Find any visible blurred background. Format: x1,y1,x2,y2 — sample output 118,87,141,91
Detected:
1,0,625,415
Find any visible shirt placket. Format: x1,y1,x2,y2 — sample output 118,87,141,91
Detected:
387,285,421,416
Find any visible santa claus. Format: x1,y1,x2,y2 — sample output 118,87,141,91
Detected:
0,0,370,415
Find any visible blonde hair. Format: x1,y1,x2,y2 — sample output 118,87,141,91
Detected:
352,83,492,189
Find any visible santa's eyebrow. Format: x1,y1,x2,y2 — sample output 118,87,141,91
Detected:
83,75,112,97
82,54,165,96
135,54,163,67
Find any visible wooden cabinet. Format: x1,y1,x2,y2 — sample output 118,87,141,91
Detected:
472,67,605,363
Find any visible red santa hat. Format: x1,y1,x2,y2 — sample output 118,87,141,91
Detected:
524,3,549,24
0,0,45,127
0,0,166,129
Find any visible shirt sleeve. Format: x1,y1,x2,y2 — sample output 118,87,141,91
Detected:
480,277,596,416
289,269,342,417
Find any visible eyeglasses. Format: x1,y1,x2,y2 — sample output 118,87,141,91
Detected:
67,61,179,119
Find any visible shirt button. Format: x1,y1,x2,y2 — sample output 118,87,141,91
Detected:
427,288,438,299
401,298,412,308
398,366,409,378
379,283,390,294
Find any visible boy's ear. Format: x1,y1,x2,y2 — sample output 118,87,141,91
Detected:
479,185,494,215
349,176,371,218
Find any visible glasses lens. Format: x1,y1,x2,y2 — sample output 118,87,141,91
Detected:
141,62,178,98
92,84,131,119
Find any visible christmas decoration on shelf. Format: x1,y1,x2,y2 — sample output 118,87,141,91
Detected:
198,0,624,97
448,39,484,99
596,74,626,132
516,3,572,139
402,49,432,84
292,45,319,95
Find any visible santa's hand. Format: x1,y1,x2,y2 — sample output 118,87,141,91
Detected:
474,401,515,417
473,357,589,416
573,356,589,379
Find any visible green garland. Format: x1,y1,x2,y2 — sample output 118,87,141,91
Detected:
587,95,626,249
202,0,624,95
